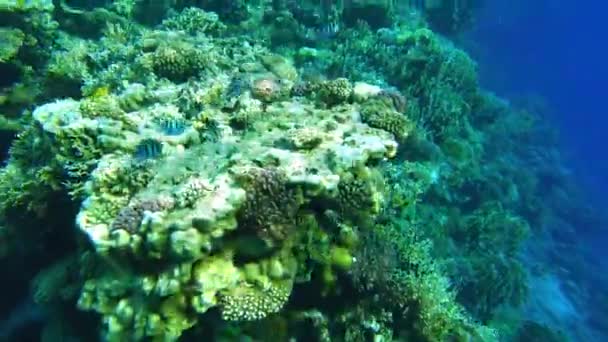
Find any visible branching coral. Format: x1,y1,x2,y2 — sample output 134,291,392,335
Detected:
162,7,226,36
351,221,496,341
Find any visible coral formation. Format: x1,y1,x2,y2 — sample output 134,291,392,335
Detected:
0,28,24,62
151,43,207,82
161,7,226,36
316,78,353,106
360,97,416,141
235,166,302,246
0,3,595,342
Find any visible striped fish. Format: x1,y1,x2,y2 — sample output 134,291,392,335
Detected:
134,138,163,160
158,118,186,136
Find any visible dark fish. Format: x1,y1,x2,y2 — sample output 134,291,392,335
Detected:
314,21,340,40
158,118,187,136
134,138,163,160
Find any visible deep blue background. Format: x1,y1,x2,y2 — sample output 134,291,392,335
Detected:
469,1,608,209
467,4,608,334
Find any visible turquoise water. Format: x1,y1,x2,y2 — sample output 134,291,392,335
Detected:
0,1,606,341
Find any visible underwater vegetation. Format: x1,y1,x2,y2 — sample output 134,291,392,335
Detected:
0,1,605,341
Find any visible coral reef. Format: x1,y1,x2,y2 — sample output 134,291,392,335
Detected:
0,3,600,342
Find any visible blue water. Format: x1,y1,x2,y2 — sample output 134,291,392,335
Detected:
471,0,608,206
471,1,608,339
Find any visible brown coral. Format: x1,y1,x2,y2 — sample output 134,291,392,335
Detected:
338,171,379,215
235,167,301,245
251,77,283,103
111,196,175,234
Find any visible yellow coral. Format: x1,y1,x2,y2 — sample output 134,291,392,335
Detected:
219,278,293,321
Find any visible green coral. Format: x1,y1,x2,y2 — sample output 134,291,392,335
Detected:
351,221,496,341
448,203,530,320
220,278,293,321
0,0,54,11
337,166,382,217
46,38,92,96
0,27,24,62
162,7,226,36
80,95,126,120
360,97,415,140
151,43,208,82
316,78,353,106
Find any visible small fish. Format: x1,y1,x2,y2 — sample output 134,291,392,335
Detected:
134,138,163,160
158,118,186,136
315,21,340,40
